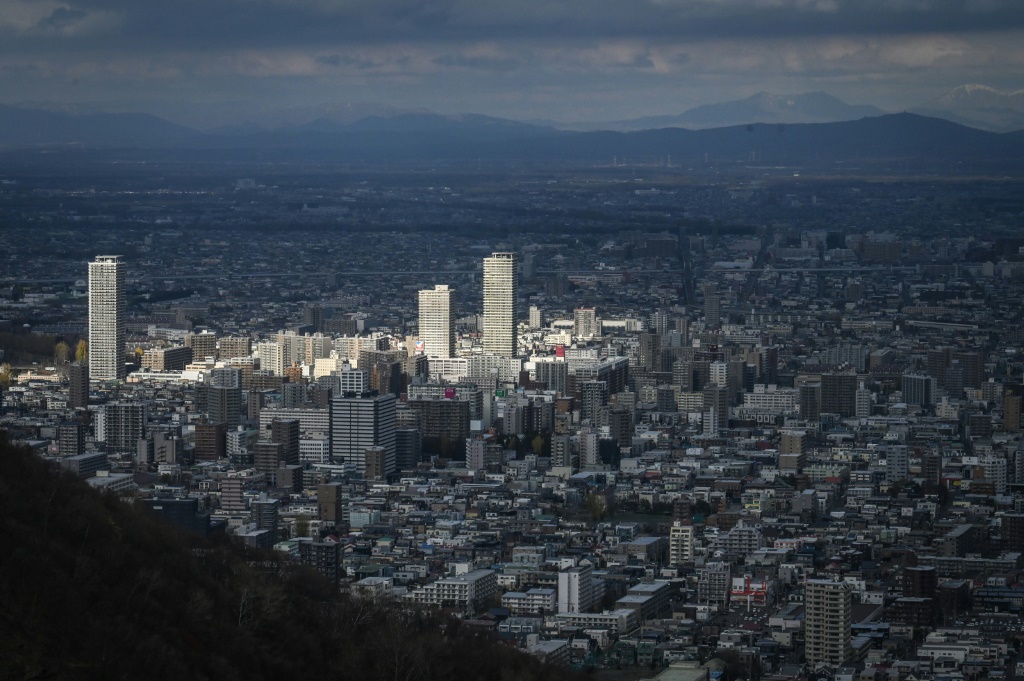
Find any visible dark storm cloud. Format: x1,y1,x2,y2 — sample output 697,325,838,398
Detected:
4,0,1024,55
2,0,1023,125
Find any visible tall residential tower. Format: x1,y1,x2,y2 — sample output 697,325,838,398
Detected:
482,252,517,358
804,579,852,667
88,255,126,381
418,284,455,358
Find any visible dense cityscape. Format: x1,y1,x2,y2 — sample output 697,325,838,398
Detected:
3,165,1024,680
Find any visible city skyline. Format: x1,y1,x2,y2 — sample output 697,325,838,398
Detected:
4,170,1024,678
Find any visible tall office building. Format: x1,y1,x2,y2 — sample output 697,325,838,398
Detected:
96,401,147,455
927,347,953,387
902,373,934,408
528,305,543,329
395,428,422,471
88,255,126,381
1003,513,1024,553
821,371,858,417
884,445,909,483
482,252,518,358
609,407,634,450
194,420,227,461
580,381,609,424
953,350,984,389
579,426,600,468
210,367,242,389
573,307,599,339
650,309,670,335
298,540,341,584
855,382,872,418
359,348,405,396
669,522,695,565
418,284,455,359
58,422,86,456
756,344,779,384
903,566,938,598
550,434,576,470
219,336,252,361
302,303,323,332
558,563,597,614
198,384,242,428
250,495,281,544
638,332,661,372
185,331,218,362
329,392,396,476
702,283,721,328
407,397,470,443
253,441,284,479
799,383,822,421
68,362,89,409
804,579,851,667
271,418,300,468
703,384,730,430
922,450,943,487
254,341,284,376
535,360,568,395
1004,384,1023,432
697,561,730,606
340,368,370,394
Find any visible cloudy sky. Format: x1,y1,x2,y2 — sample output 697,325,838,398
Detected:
2,0,1023,127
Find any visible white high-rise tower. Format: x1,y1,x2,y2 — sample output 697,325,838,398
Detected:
418,284,455,358
88,255,125,381
482,252,517,358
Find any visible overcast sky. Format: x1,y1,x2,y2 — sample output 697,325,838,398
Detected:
2,0,1023,127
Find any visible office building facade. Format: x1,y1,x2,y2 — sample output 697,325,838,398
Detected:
329,392,396,476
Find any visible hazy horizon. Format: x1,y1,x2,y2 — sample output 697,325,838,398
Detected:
2,1,1023,128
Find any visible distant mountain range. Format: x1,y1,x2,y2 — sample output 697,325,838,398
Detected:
561,91,887,131
207,102,432,135
0,104,195,147
2,90,1024,166
911,84,1024,133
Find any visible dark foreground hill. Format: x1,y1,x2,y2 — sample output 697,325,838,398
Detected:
0,437,576,681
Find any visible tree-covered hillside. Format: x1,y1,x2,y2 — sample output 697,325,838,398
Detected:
0,436,577,681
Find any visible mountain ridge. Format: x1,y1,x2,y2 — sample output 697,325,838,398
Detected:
1,103,1023,167
911,84,1024,133
0,104,198,147
590,91,887,132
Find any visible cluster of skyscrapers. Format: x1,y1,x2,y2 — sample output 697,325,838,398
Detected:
83,251,520,480
87,250,519,380
416,251,518,360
